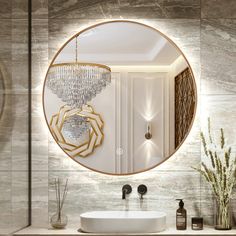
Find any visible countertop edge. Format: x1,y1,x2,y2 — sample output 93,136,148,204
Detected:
13,227,236,236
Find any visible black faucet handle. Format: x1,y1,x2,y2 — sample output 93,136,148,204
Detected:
122,184,132,199
137,184,147,199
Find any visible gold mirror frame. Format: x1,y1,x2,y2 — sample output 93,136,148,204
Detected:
42,20,197,176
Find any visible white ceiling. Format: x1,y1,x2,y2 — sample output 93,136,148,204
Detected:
55,22,182,66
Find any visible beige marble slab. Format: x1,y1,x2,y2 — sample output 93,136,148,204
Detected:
48,0,200,19
201,0,236,19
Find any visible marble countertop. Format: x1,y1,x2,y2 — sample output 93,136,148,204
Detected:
14,227,236,236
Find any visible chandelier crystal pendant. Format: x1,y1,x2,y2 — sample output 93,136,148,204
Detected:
62,114,91,141
46,36,111,109
46,63,111,109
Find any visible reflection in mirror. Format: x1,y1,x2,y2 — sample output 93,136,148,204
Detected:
43,21,196,175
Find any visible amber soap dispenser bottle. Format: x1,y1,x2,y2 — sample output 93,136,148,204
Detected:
176,199,187,230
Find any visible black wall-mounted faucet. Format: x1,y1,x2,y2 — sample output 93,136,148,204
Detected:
137,184,147,199
122,184,132,199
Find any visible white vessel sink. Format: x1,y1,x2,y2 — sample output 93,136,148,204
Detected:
80,211,166,233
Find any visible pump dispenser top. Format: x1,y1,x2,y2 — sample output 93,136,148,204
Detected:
176,199,184,208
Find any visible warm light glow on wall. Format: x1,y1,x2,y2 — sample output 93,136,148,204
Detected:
143,140,161,166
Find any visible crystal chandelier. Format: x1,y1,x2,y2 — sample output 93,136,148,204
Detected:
46,36,111,109
46,63,111,108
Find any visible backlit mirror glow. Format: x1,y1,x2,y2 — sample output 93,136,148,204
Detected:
43,21,197,175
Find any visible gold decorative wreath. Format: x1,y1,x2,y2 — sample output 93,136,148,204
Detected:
49,105,104,157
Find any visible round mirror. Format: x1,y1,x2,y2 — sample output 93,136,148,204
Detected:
43,21,197,175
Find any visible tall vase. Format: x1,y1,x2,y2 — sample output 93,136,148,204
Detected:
214,198,231,230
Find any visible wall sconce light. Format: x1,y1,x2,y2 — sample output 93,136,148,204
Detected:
145,122,152,140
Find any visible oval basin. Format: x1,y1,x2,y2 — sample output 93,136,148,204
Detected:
80,211,166,233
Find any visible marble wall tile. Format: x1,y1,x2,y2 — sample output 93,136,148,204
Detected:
200,95,236,150
12,0,28,19
12,141,28,171
0,1,29,234
12,19,29,93
31,17,49,179
32,116,48,141
12,116,28,141
201,0,236,19
0,172,12,230
0,98,15,130
201,19,236,95
32,0,48,19
48,0,200,19
0,126,12,142
11,171,29,228
0,171,11,201
0,20,12,61
0,142,11,171
32,19,48,94
0,0,12,19
32,94,43,117
49,170,200,227
0,19,12,96
0,0,29,20
31,171,49,227
0,202,11,230
32,140,48,171
11,94,28,117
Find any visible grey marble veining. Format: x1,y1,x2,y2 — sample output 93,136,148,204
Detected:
0,4,29,233
31,171,49,227
32,116,48,141
0,201,11,229
0,171,11,201
12,19,29,93
11,94,28,117
32,140,48,171
12,171,29,228
12,0,28,19
0,141,11,171
0,0,12,19
12,141,29,171
201,19,236,95
200,95,236,147
31,19,49,218
32,19,49,94
32,0,48,19
48,0,200,19
0,20,12,61
201,0,236,19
